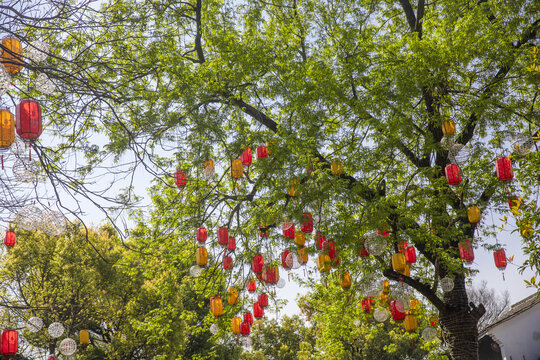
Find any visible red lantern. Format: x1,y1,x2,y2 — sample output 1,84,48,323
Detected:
361,298,373,313
253,302,264,319
301,212,313,233
315,232,326,250
256,145,267,159
445,164,461,186
252,254,264,273
227,236,236,251
196,227,207,243
217,227,228,246
327,240,337,259
263,265,278,284
174,170,187,187
247,279,257,292
241,147,252,166
258,293,269,307
360,241,370,257
240,320,250,336
429,316,439,327
378,225,390,237
458,240,474,265
390,300,406,322
243,312,254,325
16,100,42,141
404,246,416,264
4,231,15,247
495,157,513,182
281,250,292,269
494,249,507,271
0,329,18,355
283,223,295,239
223,255,233,270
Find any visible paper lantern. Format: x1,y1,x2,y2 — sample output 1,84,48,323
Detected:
80,330,89,345
339,271,352,290
359,241,370,257
231,317,242,334
227,288,239,305
297,246,308,264
440,277,454,292
231,159,243,179
203,159,215,178
315,232,326,250
442,118,455,136
227,236,236,251
210,296,223,317
361,298,373,313
241,147,252,166
283,222,295,239
0,37,23,74
467,206,481,224
494,249,507,271
403,315,418,332
331,160,343,175
256,145,267,159
253,302,264,319
244,312,254,325
223,255,233,270
59,338,77,356
252,254,264,273
294,232,305,247
400,263,410,276
246,279,257,292
390,300,406,322
16,100,42,141
240,320,250,336
404,246,416,264
48,322,64,338
0,329,18,355
0,108,15,149
326,240,337,259
458,240,474,265
26,40,49,62
263,265,279,284
422,327,437,342
281,250,292,269
300,212,313,233
288,179,300,197
217,227,228,246
392,253,406,273
373,309,389,322
26,317,43,333
495,157,513,182
196,247,208,266
258,293,269,307
196,227,207,243
317,254,331,273
445,164,461,185
4,230,15,247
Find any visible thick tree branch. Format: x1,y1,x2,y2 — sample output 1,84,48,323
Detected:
383,268,445,310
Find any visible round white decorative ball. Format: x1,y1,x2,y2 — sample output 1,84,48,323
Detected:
364,232,387,256
48,322,64,338
13,158,41,183
422,327,437,342
36,73,56,95
373,308,389,322
0,65,10,96
14,205,43,231
59,338,77,356
189,265,202,277
10,137,26,155
209,323,218,335
26,316,43,332
440,277,454,293
26,41,49,62
276,277,286,289
352,319,361,327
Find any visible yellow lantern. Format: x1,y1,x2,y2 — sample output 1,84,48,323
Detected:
331,160,343,176
294,232,305,247
467,206,481,224
288,179,300,197
231,159,243,179
442,118,455,136
410,299,419,311
196,247,208,266
317,253,331,272
521,221,533,238
0,37,23,74
231,316,242,334
79,330,89,346
392,253,406,273
227,288,239,305
0,109,15,149
382,280,390,295
210,296,223,317
298,246,308,263
399,263,410,277
339,271,352,289
403,314,418,332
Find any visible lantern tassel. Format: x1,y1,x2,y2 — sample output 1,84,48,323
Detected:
412,337,415,348
29,146,32,161
502,272,505,281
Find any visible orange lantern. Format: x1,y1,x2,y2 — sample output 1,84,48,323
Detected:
403,314,418,332
467,206,481,224
80,330,90,346
294,232,305,247
288,179,300,197
231,316,242,334
227,288,239,305
196,247,208,266
317,254,331,273
442,118,455,136
339,271,352,289
0,108,15,150
0,37,23,74
392,253,406,273
331,160,343,175
231,159,243,179
210,296,223,317
298,246,308,263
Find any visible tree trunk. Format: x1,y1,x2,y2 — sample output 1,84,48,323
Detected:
439,275,485,360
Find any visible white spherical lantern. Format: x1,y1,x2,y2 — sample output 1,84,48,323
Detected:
353,319,361,327
36,73,56,95
26,316,43,332
373,308,389,322
10,137,26,155
48,322,64,338
15,205,43,231
440,277,454,293
59,338,77,356
209,323,218,335
422,327,437,342
364,232,387,256
276,277,286,288
12,158,41,182
189,265,202,277
26,41,49,62
0,65,10,96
